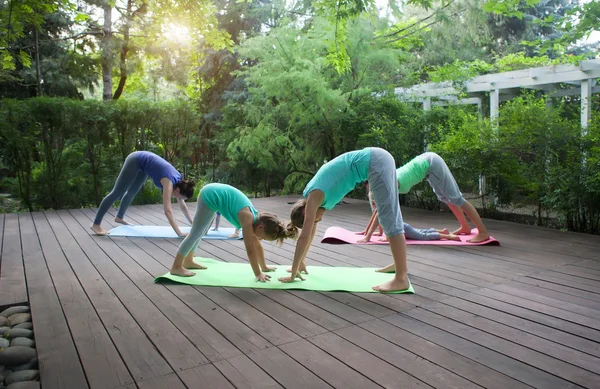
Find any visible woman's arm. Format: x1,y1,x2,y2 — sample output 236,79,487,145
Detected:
161,178,186,237
178,198,193,224
279,191,324,283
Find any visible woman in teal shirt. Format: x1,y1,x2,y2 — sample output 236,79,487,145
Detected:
170,183,298,281
281,147,412,293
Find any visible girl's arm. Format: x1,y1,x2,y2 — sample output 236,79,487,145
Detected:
178,198,193,224
280,191,324,283
239,210,271,282
358,209,380,242
161,178,186,237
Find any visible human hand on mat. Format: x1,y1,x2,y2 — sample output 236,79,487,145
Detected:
178,231,189,238
256,273,271,282
278,272,305,283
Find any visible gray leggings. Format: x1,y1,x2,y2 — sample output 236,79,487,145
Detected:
94,152,148,225
368,148,404,237
177,197,216,257
403,223,440,240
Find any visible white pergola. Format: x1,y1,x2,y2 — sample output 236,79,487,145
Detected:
395,59,600,133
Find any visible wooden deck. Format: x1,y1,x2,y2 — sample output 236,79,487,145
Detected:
1,195,600,389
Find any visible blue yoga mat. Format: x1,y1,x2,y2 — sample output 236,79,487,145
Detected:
106,225,242,239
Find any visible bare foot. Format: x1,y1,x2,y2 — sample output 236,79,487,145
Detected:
468,232,490,243
170,266,196,277
447,234,461,241
115,217,132,225
372,276,410,293
90,224,108,235
228,233,239,238
376,263,395,273
379,237,389,243
354,231,366,235
182,260,207,270
453,226,472,235
440,228,450,234
357,237,371,243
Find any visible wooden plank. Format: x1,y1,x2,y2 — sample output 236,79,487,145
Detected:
474,288,600,331
226,288,328,338
0,213,4,266
491,283,600,320
32,211,134,388
255,289,353,331
440,296,600,358
288,290,375,324
405,308,600,388
0,212,27,306
335,325,482,389
137,373,187,389
19,213,90,389
178,365,235,389
308,332,432,388
518,276,600,306
213,354,284,388
384,313,581,389
279,339,380,389
457,290,600,345
423,302,600,376
44,210,173,382
58,209,209,371
246,347,332,389
359,319,531,389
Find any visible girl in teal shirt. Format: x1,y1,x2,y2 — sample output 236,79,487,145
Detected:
170,183,298,281
281,147,412,293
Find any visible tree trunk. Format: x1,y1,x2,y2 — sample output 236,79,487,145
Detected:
113,0,132,100
34,29,43,97
102,3,113,101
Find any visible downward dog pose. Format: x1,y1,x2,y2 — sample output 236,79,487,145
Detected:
376,151,490,273
282,147,411,293
358,188,460,243
170,183,298,280
91,151,195,236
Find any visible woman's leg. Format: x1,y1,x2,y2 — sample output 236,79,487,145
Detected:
116,170,148,222
92,153,141,234
171,197,216,276
367,148,410,292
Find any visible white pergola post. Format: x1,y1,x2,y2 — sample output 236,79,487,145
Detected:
423,97,431,111
489,89,499,122
581,79,592,136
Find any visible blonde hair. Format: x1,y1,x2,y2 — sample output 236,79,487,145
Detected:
256,212,299,245
290,199,307,229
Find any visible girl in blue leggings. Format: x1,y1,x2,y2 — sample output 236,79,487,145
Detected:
282,147,411,293
91,151,195,236
170,183,298,281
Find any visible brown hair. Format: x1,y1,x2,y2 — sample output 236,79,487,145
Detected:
175,179,196,199
290,199,307,229
256,212,299,245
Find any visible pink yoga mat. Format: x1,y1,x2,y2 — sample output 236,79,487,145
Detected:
321,226,500,246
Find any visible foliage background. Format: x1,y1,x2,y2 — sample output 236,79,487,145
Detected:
0,0,599,233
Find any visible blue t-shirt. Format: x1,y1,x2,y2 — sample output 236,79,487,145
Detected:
303,148,371,210
136,151,182,189
200,183,258,229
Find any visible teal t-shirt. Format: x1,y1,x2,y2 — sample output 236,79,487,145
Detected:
199,183,258,228
397,155,430,194
303,148,371,210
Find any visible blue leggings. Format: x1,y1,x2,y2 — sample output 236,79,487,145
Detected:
178,197,216,257
94,152,148,225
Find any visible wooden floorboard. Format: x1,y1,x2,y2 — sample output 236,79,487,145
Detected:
0,212,27,306
2,195,599,388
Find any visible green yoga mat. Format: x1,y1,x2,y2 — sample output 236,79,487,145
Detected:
154,258,414,294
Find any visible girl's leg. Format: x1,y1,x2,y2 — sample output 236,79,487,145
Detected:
367,148,410,292
212,212,221,231
459,202,490,242
403,224,440,241
171,197,216,276
116,170,148,222
92,152,141,234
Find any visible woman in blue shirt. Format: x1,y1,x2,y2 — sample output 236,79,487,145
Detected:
91,151,195,237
